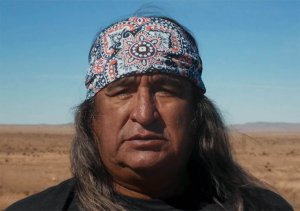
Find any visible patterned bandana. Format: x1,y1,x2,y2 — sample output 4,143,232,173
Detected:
85,16,206,99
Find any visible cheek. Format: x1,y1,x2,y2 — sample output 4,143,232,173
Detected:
94,101,130,143
161,100,193,130
160,102,195,149
93,116,120,161
94,124,121,176
93,105,132,165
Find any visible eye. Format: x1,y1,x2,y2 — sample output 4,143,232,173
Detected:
107,88,134,100
154,86,181,97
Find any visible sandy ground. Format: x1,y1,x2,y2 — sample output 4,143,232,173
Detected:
0,125,299,210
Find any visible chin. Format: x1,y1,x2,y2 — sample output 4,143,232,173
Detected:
122,151,176,172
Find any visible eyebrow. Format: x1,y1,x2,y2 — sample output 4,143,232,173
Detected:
152,75,184,88
104,74,189,92
105,76,137,92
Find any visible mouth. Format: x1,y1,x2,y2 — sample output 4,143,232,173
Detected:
126,133,166,142
124,133,167,150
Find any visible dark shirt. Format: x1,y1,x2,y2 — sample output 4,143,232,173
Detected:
5,179,78,211
5,178,293,211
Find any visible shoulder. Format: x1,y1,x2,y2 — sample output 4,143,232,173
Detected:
242,186,294,211
5,178,78,211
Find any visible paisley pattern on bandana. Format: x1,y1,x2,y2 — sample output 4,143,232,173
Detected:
118,31,166,72
85,16,206,99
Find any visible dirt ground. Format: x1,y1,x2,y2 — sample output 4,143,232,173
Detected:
0,125,299,210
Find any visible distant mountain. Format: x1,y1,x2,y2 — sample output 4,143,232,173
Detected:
230,122,300,133
0,124,74,134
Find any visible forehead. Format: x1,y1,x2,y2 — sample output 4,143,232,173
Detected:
104,74,193,89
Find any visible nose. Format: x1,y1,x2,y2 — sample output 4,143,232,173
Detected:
130,87,159,126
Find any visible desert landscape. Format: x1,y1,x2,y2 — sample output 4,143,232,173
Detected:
0,123,299,210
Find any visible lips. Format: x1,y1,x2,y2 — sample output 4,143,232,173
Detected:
125,133,166,142
121,133,167,150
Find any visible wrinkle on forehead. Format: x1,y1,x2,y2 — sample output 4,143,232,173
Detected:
104,74,190,92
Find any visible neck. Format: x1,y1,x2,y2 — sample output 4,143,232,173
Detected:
113,169,190,200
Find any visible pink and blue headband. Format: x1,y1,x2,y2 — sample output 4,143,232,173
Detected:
85,16,206,99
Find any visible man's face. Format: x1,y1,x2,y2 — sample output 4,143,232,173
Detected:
92,74,195,180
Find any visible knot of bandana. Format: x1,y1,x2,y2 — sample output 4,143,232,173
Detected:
85,16,206,99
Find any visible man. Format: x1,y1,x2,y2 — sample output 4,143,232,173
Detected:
6,16,293,211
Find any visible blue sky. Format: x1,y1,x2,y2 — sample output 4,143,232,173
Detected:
0,0,299,124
